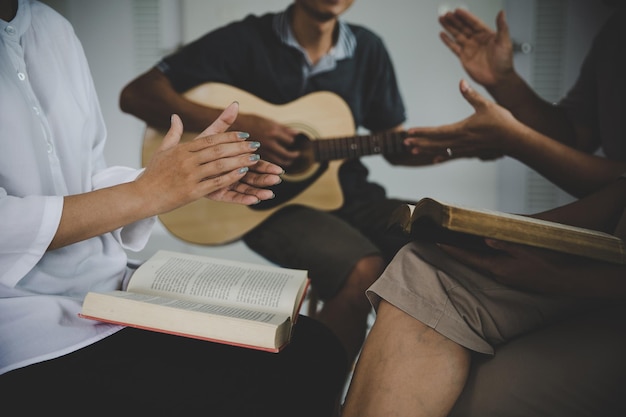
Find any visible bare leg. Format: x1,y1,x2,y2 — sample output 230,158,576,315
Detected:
316,255,386,364
342,300,471,417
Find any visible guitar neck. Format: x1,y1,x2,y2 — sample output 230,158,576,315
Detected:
313,131,408,161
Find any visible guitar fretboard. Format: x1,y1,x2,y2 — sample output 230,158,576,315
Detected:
314,131,408,161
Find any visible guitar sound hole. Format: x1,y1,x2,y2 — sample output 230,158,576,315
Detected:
285,134,315,175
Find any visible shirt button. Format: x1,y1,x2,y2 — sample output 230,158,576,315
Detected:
47,143,53,153
33,106,40,115
5,25,16,35
17,72,25,80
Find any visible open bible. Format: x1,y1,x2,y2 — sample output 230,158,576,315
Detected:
79,250,310,352
390,198,625,264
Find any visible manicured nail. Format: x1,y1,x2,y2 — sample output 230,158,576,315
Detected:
248,141,260,149
249,154,260,161
238,167,249,174
237,132,250,139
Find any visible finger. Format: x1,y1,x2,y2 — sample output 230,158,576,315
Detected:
484,239,532,258
439,12,468,39
195,101,239,139
495,10,510,41
229,181,276,200
187,132,258,155
200,152,266,179
261,147,299,167
206,187,262,206
440,32,462,56
248,159,285,175
459,79,488,111
405,124,461,140
240,171,282,187
158,114,184,152
204,175,277,205
454,8,491,34
199,166,257,198
274,127,298,146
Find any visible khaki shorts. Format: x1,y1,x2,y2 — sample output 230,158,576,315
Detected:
367,242,601,354
368,241,626,416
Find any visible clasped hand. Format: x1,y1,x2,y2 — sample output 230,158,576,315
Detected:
138,102,284,214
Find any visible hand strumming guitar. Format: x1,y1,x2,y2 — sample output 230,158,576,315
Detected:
231,113,301,168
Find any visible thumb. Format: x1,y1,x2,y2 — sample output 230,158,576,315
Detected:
195,101,239,139
495,10,511,42
159,114,184,151
459,79,488,111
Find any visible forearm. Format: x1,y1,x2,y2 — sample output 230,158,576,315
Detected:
507,123,626,197
119,68,224,132
49,182,154,250
533,175,626,232
487,72,577,146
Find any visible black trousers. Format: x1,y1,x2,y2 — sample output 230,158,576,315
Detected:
1,316,348,416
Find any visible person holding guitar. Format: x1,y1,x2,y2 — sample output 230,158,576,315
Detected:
120,0,441,366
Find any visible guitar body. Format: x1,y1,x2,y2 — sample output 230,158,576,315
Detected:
142,83,355,245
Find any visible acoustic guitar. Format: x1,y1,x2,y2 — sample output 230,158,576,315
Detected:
142,82,408,245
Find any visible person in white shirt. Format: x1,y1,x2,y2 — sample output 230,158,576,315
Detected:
0,1,347,415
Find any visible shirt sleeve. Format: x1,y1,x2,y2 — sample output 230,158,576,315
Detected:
0,190,63,288
92,166,156,251
0,167,155,288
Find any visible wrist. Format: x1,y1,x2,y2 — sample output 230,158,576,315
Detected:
501,118,534,157
487,70,525,99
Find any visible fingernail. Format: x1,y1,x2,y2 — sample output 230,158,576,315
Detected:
249,154,260,161
238,167,249,174
248,141,260,149
237,132,250,139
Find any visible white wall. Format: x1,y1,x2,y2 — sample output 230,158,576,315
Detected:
41,0,510,262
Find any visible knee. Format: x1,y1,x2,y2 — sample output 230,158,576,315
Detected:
342,255,386,299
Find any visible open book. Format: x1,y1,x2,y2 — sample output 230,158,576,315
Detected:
390,198,625,264
80,250,310,352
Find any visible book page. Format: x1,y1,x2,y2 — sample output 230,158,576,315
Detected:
127,251,307,315
104,291,290,326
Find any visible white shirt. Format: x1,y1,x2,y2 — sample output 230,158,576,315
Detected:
0,0,154,374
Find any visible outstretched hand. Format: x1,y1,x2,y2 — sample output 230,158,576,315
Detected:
404,80,519,162
138,102,283,214
439,9,514,87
